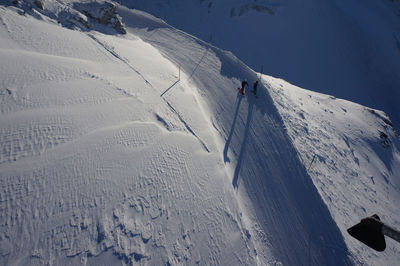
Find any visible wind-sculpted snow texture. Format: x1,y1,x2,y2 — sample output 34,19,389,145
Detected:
126,0,400,132
267,76,400,266
1,1,399,265
120,7,352,265
0,4,257,265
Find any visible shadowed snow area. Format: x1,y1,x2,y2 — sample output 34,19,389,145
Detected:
127,0,400,132
266,76,400,265
0,1,399,265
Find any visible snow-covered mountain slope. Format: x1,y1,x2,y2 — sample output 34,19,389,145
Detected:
120,8,353,266
266,76,400,266
125,0,400,132
0,4,258,265
122,7,399,265
0,0,399,265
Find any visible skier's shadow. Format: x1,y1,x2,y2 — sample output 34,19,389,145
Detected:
232,100,254,188
223,94,243,163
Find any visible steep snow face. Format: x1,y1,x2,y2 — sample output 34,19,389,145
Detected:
123,7,400,264
267,76,400,266
125,0,400,130
120,7,353,266
0,4,258,265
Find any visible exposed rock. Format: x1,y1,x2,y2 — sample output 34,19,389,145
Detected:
379,131,390,148
77,2,126,34
231,3,275,17
33,0,43,10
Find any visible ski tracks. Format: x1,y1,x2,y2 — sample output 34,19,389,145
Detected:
162,98,210,153
87,33,211,154
87,33,153,88
86,29,214,154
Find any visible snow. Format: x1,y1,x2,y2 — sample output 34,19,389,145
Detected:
0,5,256,265
0,1,399,265
266,76,400,265
127,0,400,133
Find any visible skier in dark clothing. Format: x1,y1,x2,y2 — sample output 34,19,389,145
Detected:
252,80,259,96
238,80,248,95
241,80,248,90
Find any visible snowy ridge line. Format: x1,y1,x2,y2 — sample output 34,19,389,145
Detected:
3,2,398,264
87,33,153,87
265,75,400,265
172,25,255,76
143,22,274,258
129,0,400,128
134,19,220,80
126,15,353,264
0,4,257,265
120,8,355,263
163,99,210,153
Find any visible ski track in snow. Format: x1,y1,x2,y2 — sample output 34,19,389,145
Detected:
87,33,153,88
162,98,210,153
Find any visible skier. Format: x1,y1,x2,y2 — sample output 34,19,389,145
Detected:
238,79,248,95
252,80,259,97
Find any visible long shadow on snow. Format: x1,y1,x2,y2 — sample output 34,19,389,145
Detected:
224,94,243,163
216,53,352,264
121,9,352,265
232,99,253,188
210,48,353,265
